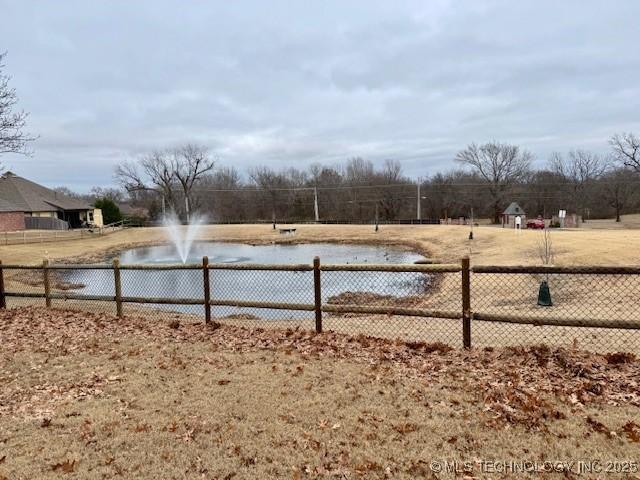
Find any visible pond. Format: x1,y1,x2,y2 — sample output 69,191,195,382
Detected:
67,242,427,320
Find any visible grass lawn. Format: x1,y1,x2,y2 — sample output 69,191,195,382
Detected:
2,222,640,266
1,307,639,479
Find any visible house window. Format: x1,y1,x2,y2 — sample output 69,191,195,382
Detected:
89,212,94,222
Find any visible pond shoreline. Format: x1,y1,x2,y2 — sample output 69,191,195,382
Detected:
58,236,432,265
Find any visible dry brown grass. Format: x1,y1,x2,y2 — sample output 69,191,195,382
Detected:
1,223,640,266
582,214,640,230
1,308,639,479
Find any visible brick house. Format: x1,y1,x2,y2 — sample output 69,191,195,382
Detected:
0,172,103,230
0,197,25,232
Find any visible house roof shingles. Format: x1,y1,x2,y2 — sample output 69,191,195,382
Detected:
0,172,91,212
0,197,23,213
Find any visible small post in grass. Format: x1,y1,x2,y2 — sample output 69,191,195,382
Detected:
113,258,123,318
43,259,51,308
0,260,6,309
203,256,211,324
313,256,322,333
461,256,471,348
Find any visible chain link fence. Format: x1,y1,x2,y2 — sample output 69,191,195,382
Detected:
1,260,639,352
320,266,461,343
471,266,640,352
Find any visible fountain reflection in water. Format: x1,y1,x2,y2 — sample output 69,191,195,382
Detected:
163,212,205,263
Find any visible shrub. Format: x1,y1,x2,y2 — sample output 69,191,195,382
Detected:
94,197,123,225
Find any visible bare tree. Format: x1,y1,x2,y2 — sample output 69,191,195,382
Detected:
249,166,288,224
527,169,566,218
537,228,554,287
308,163,344,219
115,151,176,215
610,132,640,173
425,172,458,221
345,157,374,184
171,144,215,221
537,228,554,266
455,142,532,223
0,52,35,161
89,187,126,203
53,186,82,199
197,167,244,222
549,150,606,220
376,159,406,220
115,145,214,221
599,167,636,222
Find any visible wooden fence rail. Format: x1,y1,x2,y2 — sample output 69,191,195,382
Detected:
0,257,639,348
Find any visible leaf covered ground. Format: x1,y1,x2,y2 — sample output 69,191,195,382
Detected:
0,307,639,479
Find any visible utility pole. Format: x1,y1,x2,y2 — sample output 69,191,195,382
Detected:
375,203,379,232
416,182,421,222
313,187,320,222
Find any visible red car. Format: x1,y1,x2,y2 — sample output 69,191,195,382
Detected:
526,218,546,229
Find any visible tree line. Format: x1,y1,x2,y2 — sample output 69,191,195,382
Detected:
104,134,640,224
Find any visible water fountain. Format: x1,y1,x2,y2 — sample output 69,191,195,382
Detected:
163,211,205,263
69,241,423,319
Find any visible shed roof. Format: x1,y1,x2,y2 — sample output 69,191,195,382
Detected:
0,172,91,212
502,202,525,215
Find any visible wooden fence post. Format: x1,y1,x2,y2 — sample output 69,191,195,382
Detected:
43,259,51,308
0,260,6,309
113,258,123,318
313,256,322,333
203,256,211,324
461,256,471,348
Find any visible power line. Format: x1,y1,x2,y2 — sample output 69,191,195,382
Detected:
180,179,640,194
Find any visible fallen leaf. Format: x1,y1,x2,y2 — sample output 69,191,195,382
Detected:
622,421,640,443
134,423,150,433
393,423,418,434
586,416,613,437
51,460,76,473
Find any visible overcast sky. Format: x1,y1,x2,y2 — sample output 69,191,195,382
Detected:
1,0,639,191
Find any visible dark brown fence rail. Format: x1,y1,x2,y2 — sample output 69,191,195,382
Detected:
0,257,639,352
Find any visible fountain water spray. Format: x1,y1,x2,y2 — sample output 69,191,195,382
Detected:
163,211,205,263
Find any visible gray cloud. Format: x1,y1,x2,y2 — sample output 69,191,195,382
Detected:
1,0,639,191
